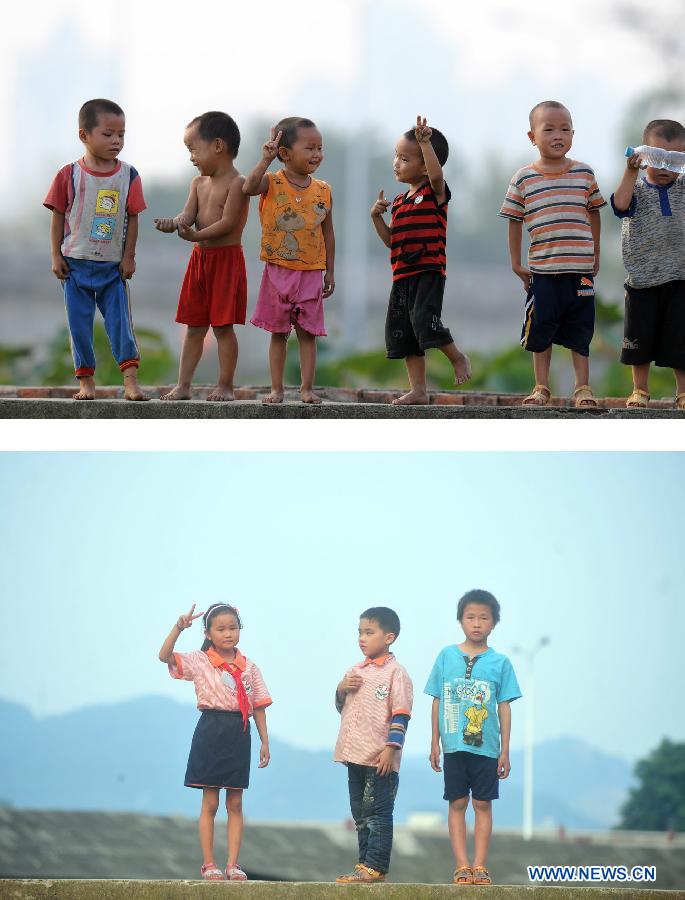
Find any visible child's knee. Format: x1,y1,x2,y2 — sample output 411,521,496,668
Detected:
202,790,220,815
188,325,209,339
212,324,234,336
471,798,492,814
449,796,469,813
226,789,243,814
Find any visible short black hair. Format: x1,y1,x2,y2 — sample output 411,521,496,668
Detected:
187,111,241,157
79,99,124,133
529,100,571,128
274,117,318,161
403,126,449,166
643,119,685,145
360,606,400,639
457,589,500,625
200,603,242,651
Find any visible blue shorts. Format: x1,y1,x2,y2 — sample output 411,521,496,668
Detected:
443,751,499,802
521,272,595,356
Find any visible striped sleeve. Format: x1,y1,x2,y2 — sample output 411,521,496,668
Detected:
499,178,525,221
248,661,272,709
587,176,606,211
168,650,200,681
386,712,410,748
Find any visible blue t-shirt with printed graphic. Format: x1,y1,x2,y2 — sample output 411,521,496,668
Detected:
424,645,522,758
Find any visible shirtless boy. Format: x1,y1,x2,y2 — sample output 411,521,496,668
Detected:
155,111,250,401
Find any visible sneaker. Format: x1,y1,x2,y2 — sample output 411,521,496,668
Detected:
226,863,248,881
336,863,386,883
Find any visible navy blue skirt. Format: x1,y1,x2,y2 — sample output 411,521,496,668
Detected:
184,710,251,790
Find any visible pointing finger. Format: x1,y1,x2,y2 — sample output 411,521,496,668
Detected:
378,189,385,201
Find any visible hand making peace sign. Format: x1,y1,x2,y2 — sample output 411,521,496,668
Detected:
177,603,205,630
262,127,284,163
415,115,432,144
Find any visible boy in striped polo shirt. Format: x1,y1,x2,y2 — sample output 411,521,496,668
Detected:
499,101,606,407
334,607,413,883
371,116,471,405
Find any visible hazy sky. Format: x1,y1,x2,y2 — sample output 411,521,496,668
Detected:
2,0,683,216
1,451,682,762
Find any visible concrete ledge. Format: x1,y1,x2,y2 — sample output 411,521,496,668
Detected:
1,399,682,419
1,385,683,418
0,883,679,899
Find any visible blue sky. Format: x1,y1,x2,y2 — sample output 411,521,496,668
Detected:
1,452,683,762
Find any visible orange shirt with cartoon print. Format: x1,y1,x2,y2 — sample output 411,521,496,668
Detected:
259,170,331,270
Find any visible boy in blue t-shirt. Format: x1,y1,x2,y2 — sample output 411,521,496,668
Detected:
425,589,521,886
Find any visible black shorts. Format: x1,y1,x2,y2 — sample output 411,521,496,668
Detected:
385,270,454,358
184,710,250,790
443,751,499,802
620,280,685,369
521,273,595,356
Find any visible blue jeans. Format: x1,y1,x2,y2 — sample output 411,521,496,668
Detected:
63,257,140,376
347,764,399,874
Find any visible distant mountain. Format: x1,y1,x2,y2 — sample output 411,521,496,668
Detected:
0,697,632,829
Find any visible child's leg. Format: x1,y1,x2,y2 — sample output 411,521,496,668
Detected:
225,788,244,867
207,324,238,401
63,264,97,400
199,787,220,865
393,355,428,405
533,347,552,390
447,796,470,869
632,362,650,394
263,333,288,403
674,368,685,396
346,764,368,864
358,769,397,874
294,324,321,404
471,798,493,869
161,326,209,400
96,267,148,401
438,341,471,386
570,350,590,390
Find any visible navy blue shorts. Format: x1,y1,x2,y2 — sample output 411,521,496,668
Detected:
521,272,595,356
443,751,499,802
184,710,250,790
620,280,685,369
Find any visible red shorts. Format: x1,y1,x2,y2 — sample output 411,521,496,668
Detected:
176,245,247,327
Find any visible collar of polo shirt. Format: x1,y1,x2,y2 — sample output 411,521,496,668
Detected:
359,652,394,667
205,646,247,671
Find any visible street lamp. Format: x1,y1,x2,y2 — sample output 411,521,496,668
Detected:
512,637,550,841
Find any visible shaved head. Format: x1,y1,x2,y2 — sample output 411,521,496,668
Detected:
529,100,572,128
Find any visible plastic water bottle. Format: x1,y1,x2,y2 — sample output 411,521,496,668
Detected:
625,145,685,174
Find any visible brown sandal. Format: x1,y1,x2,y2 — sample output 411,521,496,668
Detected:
472,865,492,885
572,384,598,408
675,392,685,410
453,866,473,884
522,385,551,406
626,388,649,408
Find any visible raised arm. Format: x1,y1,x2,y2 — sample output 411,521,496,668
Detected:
370,190,392,248
613,153,640,214
243,127,283,196
177,177,249,243
158,603,204,663
321,195,335,297
154,178,199,233
415,116,445,204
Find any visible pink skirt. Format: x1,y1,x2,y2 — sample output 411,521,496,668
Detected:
251,263,326,336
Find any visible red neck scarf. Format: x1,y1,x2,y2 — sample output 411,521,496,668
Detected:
219,661,250,731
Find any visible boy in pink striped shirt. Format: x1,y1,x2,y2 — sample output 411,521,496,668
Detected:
333,607,413,883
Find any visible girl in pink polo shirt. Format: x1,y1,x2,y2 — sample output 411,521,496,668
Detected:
159,602,272,882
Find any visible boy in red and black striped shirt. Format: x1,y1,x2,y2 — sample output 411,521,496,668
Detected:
371,117,471,405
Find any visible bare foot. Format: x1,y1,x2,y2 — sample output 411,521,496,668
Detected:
161,385,192,401
453,352,472,386
392,389,429,405
301,389,322,404
262,390,284,404
73,376,95,401
123,371,149,401
207,384,235,402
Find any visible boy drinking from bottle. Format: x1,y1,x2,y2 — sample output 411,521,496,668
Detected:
612,119,685,410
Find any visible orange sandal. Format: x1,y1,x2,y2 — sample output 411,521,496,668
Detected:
453,866,474,884
472,865,492,885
